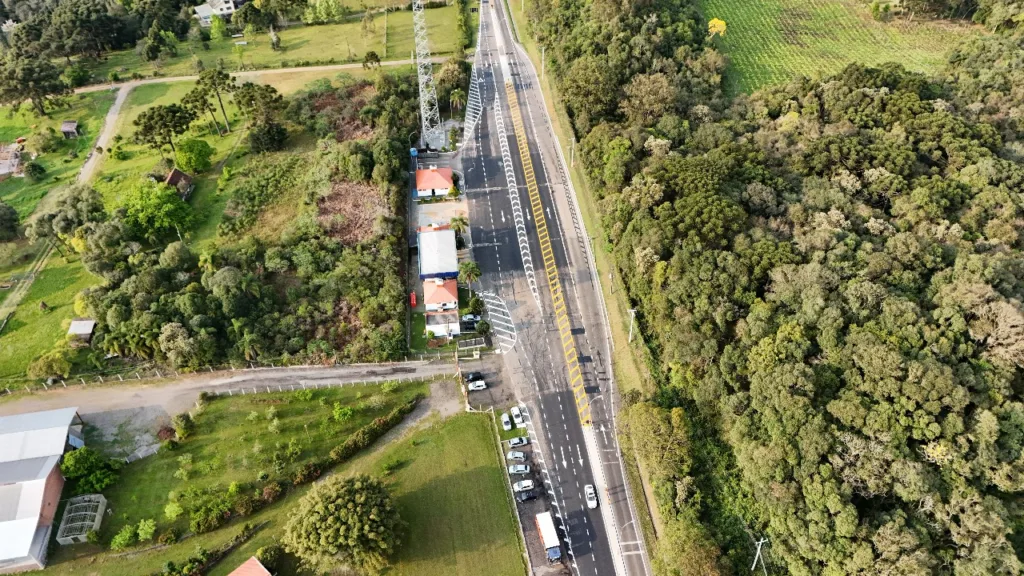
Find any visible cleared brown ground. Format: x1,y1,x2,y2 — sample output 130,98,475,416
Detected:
317,180,389,245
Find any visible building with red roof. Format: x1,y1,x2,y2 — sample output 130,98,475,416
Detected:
415,166,454,198
423,278,458,312
226,556,271,576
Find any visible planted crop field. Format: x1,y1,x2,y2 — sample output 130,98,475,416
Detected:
700,0,979,93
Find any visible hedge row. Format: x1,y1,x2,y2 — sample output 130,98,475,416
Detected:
328,395,423,464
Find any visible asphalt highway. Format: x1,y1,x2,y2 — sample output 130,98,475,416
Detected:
459,3,651,575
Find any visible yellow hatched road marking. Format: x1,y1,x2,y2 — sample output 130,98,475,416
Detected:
504,81,591,427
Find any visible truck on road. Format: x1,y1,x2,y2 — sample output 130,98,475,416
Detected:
536,511,562,564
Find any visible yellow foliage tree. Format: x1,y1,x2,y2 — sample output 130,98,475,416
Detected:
708,18,727,38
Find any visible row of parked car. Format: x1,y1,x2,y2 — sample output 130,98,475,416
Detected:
505,434,537,502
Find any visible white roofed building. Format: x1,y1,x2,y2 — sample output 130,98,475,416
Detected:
0,407,84,573
193,0,241,26
418,229,458,280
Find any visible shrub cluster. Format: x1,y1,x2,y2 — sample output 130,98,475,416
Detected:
328,396,421,463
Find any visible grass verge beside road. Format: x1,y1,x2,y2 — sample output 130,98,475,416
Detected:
700,0,979,93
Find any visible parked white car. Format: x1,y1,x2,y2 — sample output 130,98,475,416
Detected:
467,380,487,391
508,464,530,475
510,406,525,427
513,480,535,492
508,436,529,448
462,314,482,323
501,413,512,431
585,484,598,509
506,451,526,461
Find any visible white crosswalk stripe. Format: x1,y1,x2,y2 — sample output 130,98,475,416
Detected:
479,291,517,354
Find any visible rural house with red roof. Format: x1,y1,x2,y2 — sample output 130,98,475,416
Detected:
415,166,454,198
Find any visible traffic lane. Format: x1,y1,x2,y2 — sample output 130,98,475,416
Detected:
537,388,615,574
503,39,647,573
496,9,645,575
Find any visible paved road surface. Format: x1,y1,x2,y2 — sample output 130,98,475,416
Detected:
459,3,650,575
0,361,455,418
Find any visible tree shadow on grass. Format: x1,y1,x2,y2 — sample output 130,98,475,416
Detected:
387,464,515,569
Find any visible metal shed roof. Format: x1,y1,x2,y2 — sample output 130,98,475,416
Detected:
418,229,458,279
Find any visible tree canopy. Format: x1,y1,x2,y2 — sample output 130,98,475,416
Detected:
282,474,402,573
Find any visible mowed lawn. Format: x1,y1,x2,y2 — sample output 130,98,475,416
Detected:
0,257,94,380
0,91,116,218
210,413,527,576
80,8,460,83
42,380,430,574
700,0,980,93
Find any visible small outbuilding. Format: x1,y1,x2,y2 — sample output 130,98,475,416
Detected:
165,168,195,200
425,311,461,339
60,121,79,139
66,319,96,347
55,495,106,545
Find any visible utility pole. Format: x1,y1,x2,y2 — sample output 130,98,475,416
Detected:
751,537,768,576
541,45,545,81
570,137,575,167
627,308,636,343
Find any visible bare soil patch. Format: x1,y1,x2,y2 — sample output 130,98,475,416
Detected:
317,180,389,245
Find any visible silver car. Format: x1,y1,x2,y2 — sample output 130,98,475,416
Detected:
510,406,525,427
501,413,512,431
508,436,528,448
513,479,535,492
508,464,530,475
506,451,526,461
467,380,487,391
585,484,598,509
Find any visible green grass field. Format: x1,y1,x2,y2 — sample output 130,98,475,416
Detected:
0,91,116,218
0,257,95,380
80,9,459,82
210,412,526,576
700,0,980,93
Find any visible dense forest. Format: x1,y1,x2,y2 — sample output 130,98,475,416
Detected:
529,0,1024,572
25,71,426,374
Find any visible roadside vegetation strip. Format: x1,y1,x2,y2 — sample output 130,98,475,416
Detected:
701,0,978,93
504,81,589,425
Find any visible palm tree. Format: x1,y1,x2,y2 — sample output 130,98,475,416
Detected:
459,260,481,289
449,88,466,120
450,215,469,235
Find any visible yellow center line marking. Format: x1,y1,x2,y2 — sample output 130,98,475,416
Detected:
504,81,591,426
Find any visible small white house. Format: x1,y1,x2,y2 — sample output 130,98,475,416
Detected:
194,0,239,27
425,311,461,339
415,166,454,198
423,278,458,312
